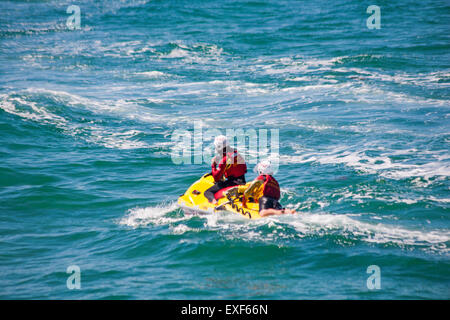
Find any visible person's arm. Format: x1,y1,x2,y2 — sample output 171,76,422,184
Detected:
211,156,226,182
259,208,296,217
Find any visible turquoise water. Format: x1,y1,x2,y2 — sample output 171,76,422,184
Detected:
1,0,449,299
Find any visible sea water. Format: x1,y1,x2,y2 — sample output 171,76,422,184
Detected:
0,0,449,299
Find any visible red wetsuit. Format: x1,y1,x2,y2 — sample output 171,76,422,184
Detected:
254,175,282,212
256,174,281,200
211,150,247,182
205,149,247,202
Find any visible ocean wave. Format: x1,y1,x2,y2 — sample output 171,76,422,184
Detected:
334,189,450,206
0,22,91,37
282,144,450,181
132,71,168,79
95,0,153,15
0,90,151,150
253,54,449,86
284,213,449,253
250,55,450,106
119,202,450,254
159,42,225,64
119,202,183,228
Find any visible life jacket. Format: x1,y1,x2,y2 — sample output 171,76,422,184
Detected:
255,174,280,200
223,150,247,178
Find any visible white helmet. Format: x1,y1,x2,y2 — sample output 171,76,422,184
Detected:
255,160,274,176
214,135,229,154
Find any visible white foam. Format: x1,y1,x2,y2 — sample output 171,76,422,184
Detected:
0,95,68,125
117,200,449,253
205,210,449,252
427,196,450,204
283,213,450,250
0,91,152,150
86,128,149,149
171,224,196,235
119,202,182,228
98,0,151,15
247,55,450,107
282,144,450,181
338,190,449,205
133,71,167,78
160,43,224,64
336,189,418,205
164,48,190,58
254,54,449,88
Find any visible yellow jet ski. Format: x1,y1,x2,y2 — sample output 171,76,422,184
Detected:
178,173,262,219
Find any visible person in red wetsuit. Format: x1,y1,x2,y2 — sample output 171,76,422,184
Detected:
204,135,247,204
